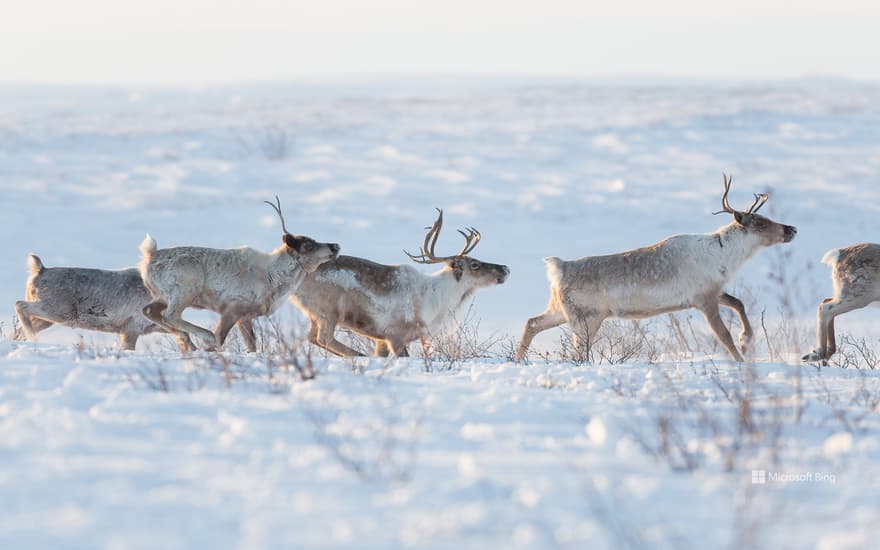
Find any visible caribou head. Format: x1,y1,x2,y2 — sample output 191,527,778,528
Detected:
264,195,340,272
714,174,797,245
405,208,510,285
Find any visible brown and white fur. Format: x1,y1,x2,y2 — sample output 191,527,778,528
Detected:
14,254,186,351
803,243,880,364
290,209,510,357
139,197,340,351
516,175,797,362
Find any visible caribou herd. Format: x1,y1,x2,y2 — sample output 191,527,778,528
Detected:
13,176,878,365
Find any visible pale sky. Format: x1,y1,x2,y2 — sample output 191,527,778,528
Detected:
2,0,879,85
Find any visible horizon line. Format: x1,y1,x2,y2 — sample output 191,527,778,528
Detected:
1,72,878,91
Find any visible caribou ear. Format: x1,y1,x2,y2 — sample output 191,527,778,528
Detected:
733,211,745,225
283,234,297,249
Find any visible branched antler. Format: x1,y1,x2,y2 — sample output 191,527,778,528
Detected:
404,208,444,263
405,209,482,264
456,227,481,257
712,174,769,216
714,173,736,215
746,193,768,214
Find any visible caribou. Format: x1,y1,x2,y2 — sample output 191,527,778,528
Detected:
139,197,339,351
803,243,880,365
14,254,188,351
516,175,797,362
290,209,510,356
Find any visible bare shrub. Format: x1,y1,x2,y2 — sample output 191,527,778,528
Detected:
265,348,316,383
553,314,717,366
759,306,812,363
595,321,650,364
125,350,313,393
759,238,820,360
126,362,172,392
254,317,318,382
829,333,880,370
303,389,422,483
628,364,787,473
495,335,522,362
128,324,317,394
850,371,880,413
655,311,735,361
125,357,196,392
419,304,502,371
0,316,24,341
556,325,590,366
660,313,695,359
247,316,309,356
809,370,880,432
575,426,787,550
233,124,293,160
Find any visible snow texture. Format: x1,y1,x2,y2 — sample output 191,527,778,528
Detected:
0,344,877,548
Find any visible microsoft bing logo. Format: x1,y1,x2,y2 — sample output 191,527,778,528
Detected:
752,470,766,484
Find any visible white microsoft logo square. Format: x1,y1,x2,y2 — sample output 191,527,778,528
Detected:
752,470,766,484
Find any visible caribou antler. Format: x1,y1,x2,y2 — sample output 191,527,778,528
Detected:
405,208,445,263
713,173,736,215
746,192,769,214
713,173,769,216
405,209,482,264
456,227,481,256
264,195,290,235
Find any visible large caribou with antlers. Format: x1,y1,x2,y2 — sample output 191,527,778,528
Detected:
290,209,510,356
140,197,340,351
516,175,797,362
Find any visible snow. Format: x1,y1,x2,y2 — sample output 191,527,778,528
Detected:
1,343,878,548
2,78,880,547
823,433,854,457
585,417,608,446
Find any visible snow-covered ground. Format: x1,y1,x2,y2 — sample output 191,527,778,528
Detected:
1,78,879,548
1,343,877,549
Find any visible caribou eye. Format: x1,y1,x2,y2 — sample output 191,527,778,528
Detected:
302,242,315,252
470,261,480,270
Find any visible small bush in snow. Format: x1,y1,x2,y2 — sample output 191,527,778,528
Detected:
419,304,502,371
233,124,293,161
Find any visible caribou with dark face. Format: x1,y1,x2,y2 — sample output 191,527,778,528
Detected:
140,197,340,351
516,175,797,362
290,209,510,356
